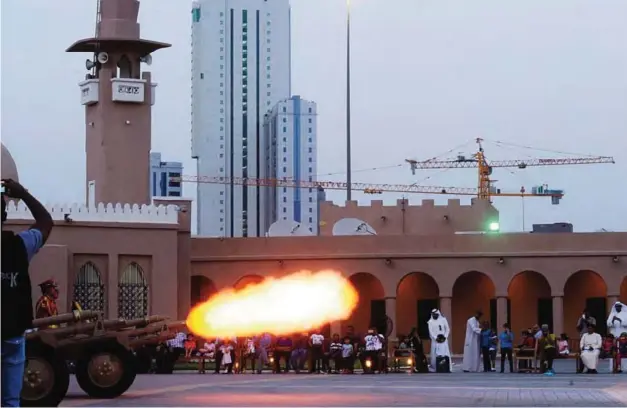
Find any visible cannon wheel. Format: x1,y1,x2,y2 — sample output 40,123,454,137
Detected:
76,342,137,399
21,343,70,407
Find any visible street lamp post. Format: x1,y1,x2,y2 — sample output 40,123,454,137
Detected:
346,0,352,201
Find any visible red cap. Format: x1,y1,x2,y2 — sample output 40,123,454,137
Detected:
39,278,58,289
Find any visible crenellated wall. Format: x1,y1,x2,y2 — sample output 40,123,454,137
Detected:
6,201,179,224
319,198,498,236
5,201,183,320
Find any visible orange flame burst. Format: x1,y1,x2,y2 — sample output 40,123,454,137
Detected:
186,270,359,338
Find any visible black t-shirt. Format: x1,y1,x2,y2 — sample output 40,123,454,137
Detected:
1,230,34,340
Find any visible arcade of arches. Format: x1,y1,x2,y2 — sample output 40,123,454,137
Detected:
190,271,626,354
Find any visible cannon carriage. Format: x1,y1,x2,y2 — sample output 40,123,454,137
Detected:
21,310,185,407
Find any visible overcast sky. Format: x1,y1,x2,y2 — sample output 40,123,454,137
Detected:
1,0,625,232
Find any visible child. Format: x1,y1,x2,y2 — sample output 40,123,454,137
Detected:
498,323,514,373
327,334,343,373
341,336,354,374
220,339,234,374
601,334,615,359
184,334,196,359
557,333,570,356
489,329,498,371
197,339,214,374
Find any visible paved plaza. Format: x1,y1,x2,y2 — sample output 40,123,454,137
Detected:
62,361,627,407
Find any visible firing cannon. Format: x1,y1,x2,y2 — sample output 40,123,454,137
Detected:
21,310,186,407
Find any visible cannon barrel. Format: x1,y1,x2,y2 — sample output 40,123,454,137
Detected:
117,320,187,339
26,316,175,341
129,332,176,348
32,310,101,328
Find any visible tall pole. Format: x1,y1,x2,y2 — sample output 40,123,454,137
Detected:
346,0,352,201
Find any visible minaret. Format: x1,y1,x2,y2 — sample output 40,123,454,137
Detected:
66,0,170,206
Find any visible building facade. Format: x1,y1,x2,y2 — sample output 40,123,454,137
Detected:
191,0,291,238
263,96,318,234
150,152,183,197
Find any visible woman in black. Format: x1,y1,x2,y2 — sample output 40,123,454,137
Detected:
407,327,428,373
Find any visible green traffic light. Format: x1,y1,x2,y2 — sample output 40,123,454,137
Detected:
488,222,500,232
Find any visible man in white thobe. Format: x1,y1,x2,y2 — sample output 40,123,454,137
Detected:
607,302,627,338
579,325,602,373
462,310,483,372
427,309,452,372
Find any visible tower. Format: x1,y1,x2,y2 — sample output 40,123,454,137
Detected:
191,0,291,237
67,0,170,206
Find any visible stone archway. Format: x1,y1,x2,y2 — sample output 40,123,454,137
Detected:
344,273,385,336
564,270,607,339
452,271,495,353
190,275,217,307
233,275,264,290
507,271,552,337
396,272,439,340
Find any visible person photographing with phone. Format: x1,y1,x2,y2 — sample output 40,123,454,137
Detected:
1,179,53,407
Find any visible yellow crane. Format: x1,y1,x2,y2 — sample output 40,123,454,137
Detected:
406,138,614,202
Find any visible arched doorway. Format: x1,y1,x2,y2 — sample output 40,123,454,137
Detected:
563,270,607,339
396,272,439,340
621,276,627,304
344,273,385,336
452,271,495,353
233,275,264,290
118,262,149,319
191,276,217,307
507,271,551,336
73,261,105,313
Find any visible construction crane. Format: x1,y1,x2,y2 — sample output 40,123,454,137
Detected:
172,175,563,199
406,138,615,202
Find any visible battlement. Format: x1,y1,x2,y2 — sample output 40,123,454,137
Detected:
6,202,179,224
320,198,497,236
322,198,480,209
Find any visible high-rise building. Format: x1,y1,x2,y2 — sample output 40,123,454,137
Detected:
263,96,318,234
150,152,183,197
191,0,291,237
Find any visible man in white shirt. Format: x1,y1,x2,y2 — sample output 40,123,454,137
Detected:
361,327,384,373
308,329,325,373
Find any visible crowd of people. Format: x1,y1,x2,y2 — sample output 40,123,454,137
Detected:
152,325,394,374
151,306,627,377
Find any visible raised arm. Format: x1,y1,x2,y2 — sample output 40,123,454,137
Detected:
3,179,53,243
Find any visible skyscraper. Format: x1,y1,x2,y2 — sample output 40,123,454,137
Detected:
191,0,291,237
263,96,318,234
150,152,183,197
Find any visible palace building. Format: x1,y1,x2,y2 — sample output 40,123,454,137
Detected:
3,0,625,354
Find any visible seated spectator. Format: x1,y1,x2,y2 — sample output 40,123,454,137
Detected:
196,339,214,374
325,333,343,373
537,324,557,375
557,333,570,357
274,335,292,373
184,334,196,358
341,336,355,374
601,334,616,359
291,333,308,373
516,329,536,371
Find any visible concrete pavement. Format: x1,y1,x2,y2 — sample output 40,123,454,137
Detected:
62,360,627,407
